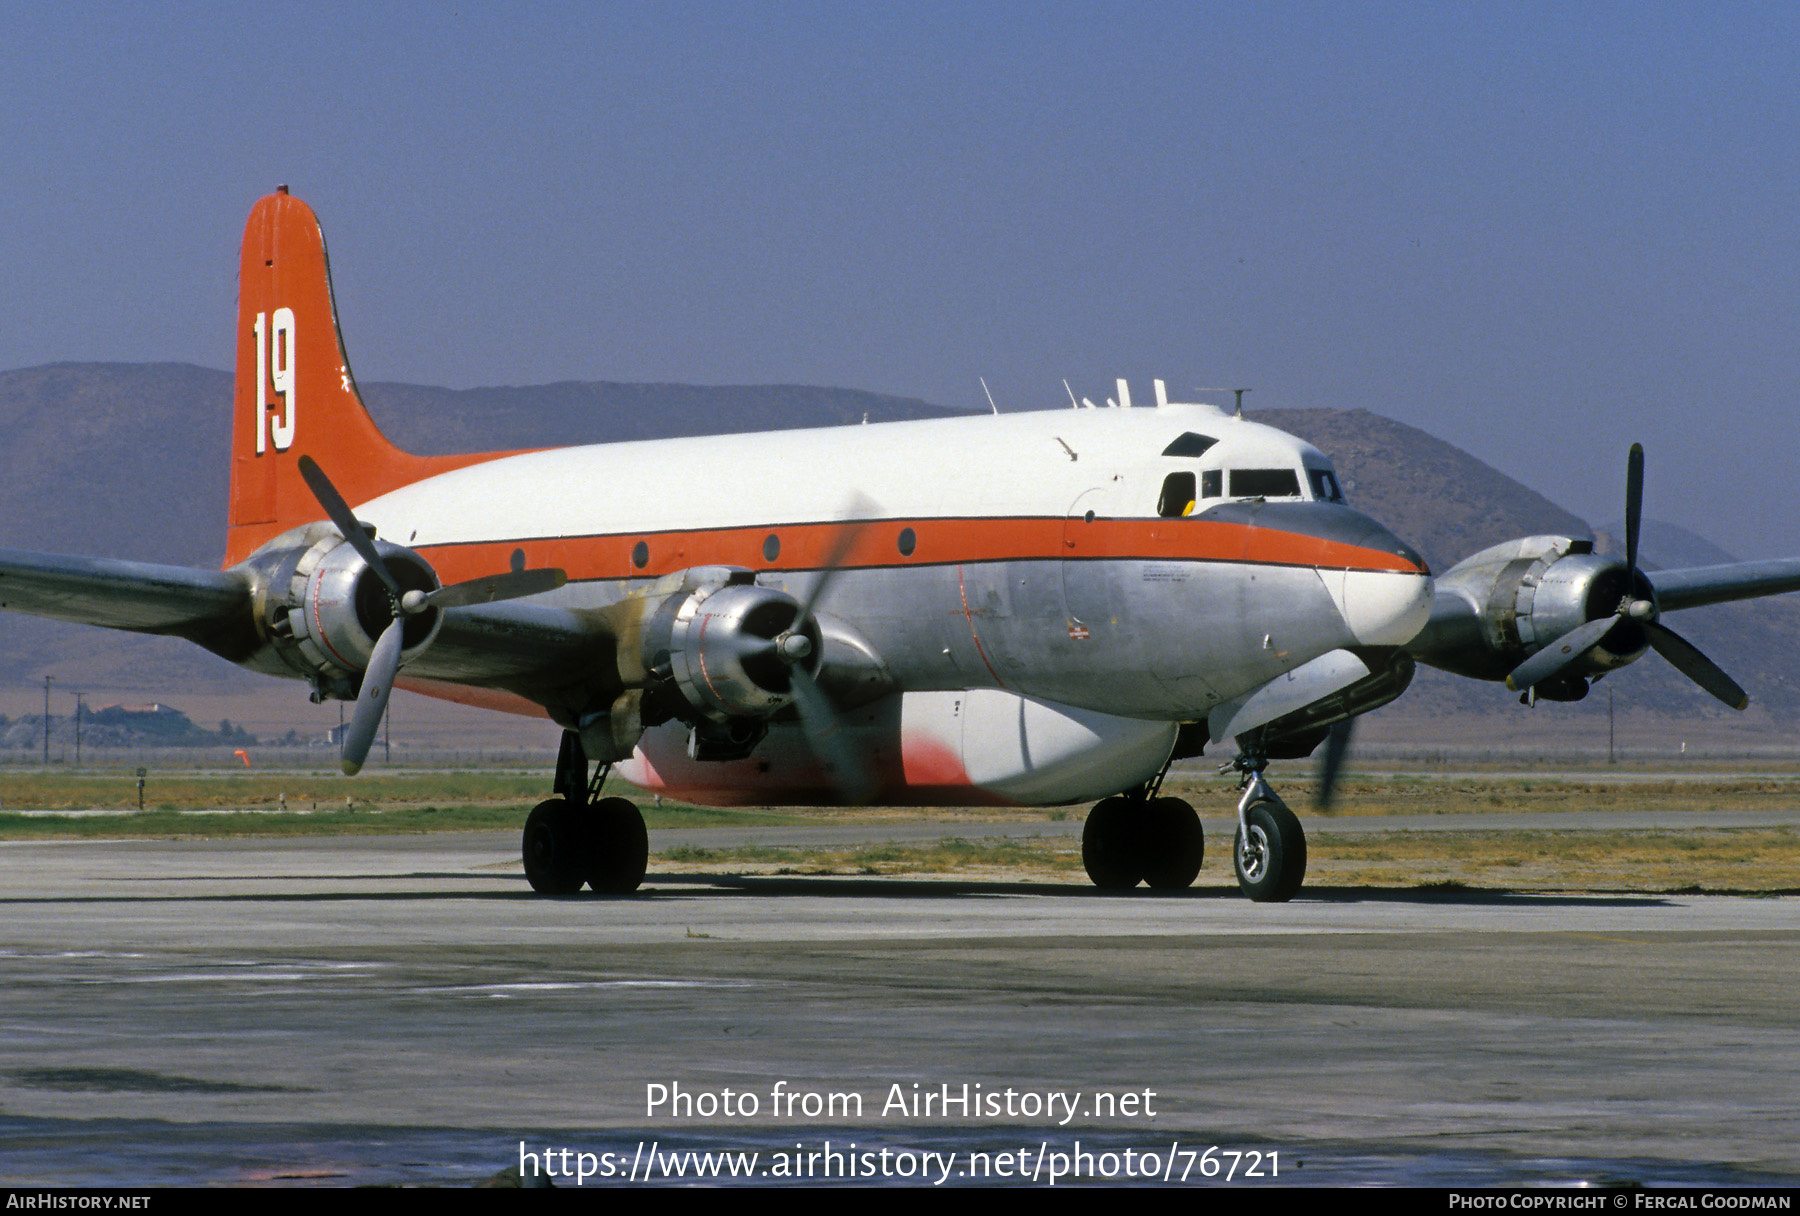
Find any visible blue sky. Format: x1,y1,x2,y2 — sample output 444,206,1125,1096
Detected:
4,2,1797,556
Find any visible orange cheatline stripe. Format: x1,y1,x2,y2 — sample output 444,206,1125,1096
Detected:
412,515,1426,586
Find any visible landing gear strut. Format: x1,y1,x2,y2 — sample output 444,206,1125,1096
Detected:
522,731,648,895
1227,752,1307,903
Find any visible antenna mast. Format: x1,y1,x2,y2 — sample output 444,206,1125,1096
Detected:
1198,386,1252,416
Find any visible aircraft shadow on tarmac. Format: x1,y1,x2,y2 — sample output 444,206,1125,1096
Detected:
647,873,1675,906
2,872,1674,908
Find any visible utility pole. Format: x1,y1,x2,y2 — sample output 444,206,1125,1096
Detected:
74,692,84,767
42,675,52,766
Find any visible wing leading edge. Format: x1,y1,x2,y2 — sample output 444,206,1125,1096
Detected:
1651,559,1800,613
0,549,254,654
0,545,611,709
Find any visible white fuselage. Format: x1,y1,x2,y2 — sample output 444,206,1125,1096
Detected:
358,400,1433,804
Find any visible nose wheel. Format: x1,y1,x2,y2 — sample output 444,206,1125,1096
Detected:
1229,762,1307,902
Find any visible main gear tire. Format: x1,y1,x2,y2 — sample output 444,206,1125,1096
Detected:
522,797,585,894
1082,795,1143,889
584,796,649,894
1141,796,1204,889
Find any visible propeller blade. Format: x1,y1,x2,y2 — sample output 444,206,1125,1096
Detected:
340,616,404,775
403,567,567,613
1504,613,1620,692
1645,620,1749,710
793,493,877,623
1624,443,1644,575
1314,719,1354,812
789,665,876,804
297,455,401,602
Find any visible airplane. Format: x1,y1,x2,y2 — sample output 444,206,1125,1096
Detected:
5,186,1800,903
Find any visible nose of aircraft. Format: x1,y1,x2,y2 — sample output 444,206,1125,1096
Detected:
1324,512,1434,647
1240,500,1433,648
1209,499,1436,648
1335,563,1435,647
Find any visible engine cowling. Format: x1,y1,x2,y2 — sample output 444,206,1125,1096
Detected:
590,564,892,768
1409,535,1653,699
250,527,443,699
664,581,822,720
628,566,823,723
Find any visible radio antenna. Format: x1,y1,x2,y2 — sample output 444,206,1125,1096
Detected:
1198,386,1252,416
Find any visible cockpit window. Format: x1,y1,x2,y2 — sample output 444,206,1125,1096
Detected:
1308,468,1344,503
1201,469,1222,498
1228,468,1302,499
1157,472,1196,518
1161,432,1218,458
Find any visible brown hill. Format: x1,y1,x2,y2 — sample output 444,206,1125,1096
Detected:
1260,408,1593,574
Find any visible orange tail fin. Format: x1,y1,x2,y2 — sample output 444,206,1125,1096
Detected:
225,188,485,566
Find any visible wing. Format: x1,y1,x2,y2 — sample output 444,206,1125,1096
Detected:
0,549,255,656
1651,559,1800,612
406,598,620,698
0,539,884,780
0,544,613,707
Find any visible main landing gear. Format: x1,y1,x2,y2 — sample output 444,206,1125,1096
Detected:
1078,750,1308,902
1081,787,1205,891
522,732,649,895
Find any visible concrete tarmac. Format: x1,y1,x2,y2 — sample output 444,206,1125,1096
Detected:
1,827,1797,1187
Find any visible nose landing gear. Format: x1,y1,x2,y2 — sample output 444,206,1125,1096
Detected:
1227,754,1307,903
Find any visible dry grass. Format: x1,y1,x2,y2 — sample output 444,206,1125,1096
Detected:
1308,826,1800,892
1160,770,1800,820
650,827,1800,892
5,766,1800,892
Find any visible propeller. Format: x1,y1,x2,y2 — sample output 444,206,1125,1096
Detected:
1314,719,1354,812
773,498,879,803
296,456,568,774
1504,444,1748,710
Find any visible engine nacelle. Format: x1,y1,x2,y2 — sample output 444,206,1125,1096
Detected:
1409,535,1653,695
250,528,443,699
637,567,822,724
